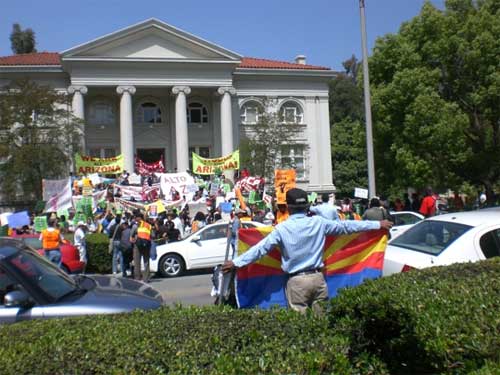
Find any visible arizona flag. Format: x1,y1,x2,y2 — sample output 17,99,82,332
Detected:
236,227,388,309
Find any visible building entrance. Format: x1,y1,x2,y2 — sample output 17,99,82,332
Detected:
136,148,165,164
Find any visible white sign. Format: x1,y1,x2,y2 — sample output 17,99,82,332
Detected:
43,178,72,212
354,187,369,199
159,172,195,198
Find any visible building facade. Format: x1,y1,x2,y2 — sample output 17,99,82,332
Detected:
0,19,335,192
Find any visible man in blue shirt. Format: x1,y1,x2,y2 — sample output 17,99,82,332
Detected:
222,188,393,313
310,193,339,220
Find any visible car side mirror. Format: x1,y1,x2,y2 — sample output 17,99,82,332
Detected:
191,235,201,242
4,290,34,308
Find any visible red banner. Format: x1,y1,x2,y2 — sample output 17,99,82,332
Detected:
135,156,165,175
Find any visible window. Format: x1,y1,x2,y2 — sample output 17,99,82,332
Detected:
479,229,500,259
137,102,162,124
88,148,101,158
187,103,208,126
104,148,116,158
189,146,210,171
281,145,306,179
200,225,227,241
279,101,303,124
240,101,263,124
88,100,115,126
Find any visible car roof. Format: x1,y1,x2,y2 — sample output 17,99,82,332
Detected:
426,208,500,227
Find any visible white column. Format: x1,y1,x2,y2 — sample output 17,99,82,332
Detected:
172,86,191,173
116,85,136,173
68,85,87,152
217,86,236,156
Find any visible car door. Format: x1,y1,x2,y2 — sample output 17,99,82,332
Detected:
188,224,229,268
476,227,500,260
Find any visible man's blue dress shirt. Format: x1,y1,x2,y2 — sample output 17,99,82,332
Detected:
233,213,380,274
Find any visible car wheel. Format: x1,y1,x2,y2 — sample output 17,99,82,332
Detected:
159,253,185,278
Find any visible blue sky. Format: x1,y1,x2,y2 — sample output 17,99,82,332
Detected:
0,0,445,71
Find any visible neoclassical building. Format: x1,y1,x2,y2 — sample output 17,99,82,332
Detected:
0,19,335,192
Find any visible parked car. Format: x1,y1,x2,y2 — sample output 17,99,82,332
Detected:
388,211,424,239
151,221,265,277
0,238,163,324
383,209,500,276
10,233,85,274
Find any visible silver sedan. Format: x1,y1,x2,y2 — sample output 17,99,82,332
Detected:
0,238,163,324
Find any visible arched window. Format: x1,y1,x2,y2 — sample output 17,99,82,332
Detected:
137,102,162,124
240,100,263,124
187,102,208,126
88,99,115,126
279,100,304,124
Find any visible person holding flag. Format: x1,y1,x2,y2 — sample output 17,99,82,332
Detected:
222,188,393,314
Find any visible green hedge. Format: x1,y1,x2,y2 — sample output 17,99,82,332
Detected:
327,258,500,374
85,232,112,274
0,259,498,374
0,307,387,375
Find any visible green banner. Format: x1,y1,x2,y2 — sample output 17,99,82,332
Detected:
75,153,124,175
192,150,239,175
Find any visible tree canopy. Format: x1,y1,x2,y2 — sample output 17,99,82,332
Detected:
369,0,499,197
10,23,37,54
329,55,368,197
0,79,83,202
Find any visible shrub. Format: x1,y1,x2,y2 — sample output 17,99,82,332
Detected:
0,306,388,375
328,258,500,374
85,232,111,274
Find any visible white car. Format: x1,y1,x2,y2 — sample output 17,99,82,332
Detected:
151,221,265,277
383,208,500,276
389,211,424,239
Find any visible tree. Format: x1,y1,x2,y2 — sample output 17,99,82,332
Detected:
0,79,83,202
369,0,500,198
329,55,367,196
10,23,37,54
239,99,297,181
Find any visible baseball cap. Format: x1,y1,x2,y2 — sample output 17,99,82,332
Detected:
286,188,309,208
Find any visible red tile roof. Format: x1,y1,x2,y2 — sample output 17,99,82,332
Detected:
0,52,330,70
239,57,330,70
0,52,61,66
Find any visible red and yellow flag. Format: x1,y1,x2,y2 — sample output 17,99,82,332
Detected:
236,227,388,308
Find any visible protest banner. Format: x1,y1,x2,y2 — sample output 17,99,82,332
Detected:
7,211,30,229
274,169,296,204
74,153,124,175
192,150,239,175
159,172,195,198
34,216,48,232
236,227,388,309
43,178,72,213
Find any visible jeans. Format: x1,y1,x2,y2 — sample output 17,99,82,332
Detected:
112,240,125,276
44,249,62,268
133,244,150,282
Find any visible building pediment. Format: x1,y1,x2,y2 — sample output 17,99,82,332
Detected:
62,18,241,62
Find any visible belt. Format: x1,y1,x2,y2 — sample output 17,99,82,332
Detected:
288,268,322,278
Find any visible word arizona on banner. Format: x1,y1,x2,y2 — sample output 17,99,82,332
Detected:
192,150,239,175
75,153,124,175
235,227,388,309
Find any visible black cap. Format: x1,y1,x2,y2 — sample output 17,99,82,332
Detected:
286,188,309,208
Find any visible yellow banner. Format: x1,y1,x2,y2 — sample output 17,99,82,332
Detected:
75,153,124,175
192,150,239,175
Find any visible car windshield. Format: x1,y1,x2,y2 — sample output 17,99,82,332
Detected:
5,248,77,302
390,220,473,255
23,237,42,249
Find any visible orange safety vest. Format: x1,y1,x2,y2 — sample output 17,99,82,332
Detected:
137,221,152,241
42,229,60,249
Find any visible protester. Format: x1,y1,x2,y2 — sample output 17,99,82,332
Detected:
191,211,206,233
362,197,390,221
222,188,393,314
229,208,245,256
419,187,437,218
74,221,87,272
39,219,64,268
130,213,152,282
309,193,339,221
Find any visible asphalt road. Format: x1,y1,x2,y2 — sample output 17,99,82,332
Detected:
149,269,216,307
